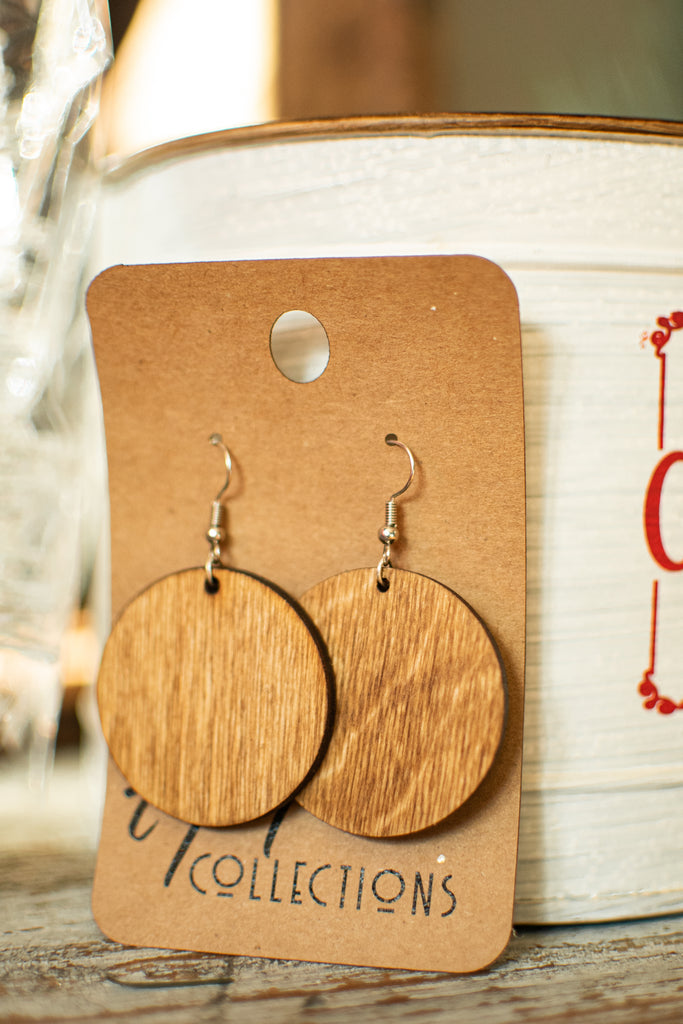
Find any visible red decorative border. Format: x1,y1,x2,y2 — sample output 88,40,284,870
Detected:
647,311,683,450
640,312,683,713
638,581,683,714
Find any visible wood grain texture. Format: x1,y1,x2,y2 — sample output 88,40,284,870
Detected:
97,567,331,827
3,845,683,1024
297,567,505,837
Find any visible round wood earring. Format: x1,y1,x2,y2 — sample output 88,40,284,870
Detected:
97,435,333,828
295,435,506,839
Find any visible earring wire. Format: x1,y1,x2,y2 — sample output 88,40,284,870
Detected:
206,433,232,589
377,433,415,589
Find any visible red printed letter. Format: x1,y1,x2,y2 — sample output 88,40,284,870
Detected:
644,451,683,571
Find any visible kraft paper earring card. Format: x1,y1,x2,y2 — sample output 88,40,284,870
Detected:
88,255,525,974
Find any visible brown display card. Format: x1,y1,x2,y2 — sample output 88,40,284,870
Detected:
89,255,525,974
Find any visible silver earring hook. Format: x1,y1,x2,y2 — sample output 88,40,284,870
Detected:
385,433,415,501
377,434,416,589
206,434,232,590
209,432,232,502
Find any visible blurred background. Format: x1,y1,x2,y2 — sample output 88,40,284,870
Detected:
104,0,683,157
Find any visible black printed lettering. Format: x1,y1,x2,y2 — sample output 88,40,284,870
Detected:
372,869,405,914
164,825,199,887
249,857,262,901
412,872,434,916
291,861,307,904
263,803,292,858
356,866,365,910
269,859,282,903
440,875,457,917
339,865,352,909
176,839,459,921
189,853,210,894
213,854,244,898
309,864,331,907
127,798,158,841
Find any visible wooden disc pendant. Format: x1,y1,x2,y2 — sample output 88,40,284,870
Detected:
296,567,506,837
97,567,332,827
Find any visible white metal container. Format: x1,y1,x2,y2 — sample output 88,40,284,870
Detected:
93,114,683,924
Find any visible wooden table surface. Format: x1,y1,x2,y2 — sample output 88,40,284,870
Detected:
3,842,682,1023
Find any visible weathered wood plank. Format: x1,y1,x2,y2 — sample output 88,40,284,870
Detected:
2,847,682,1023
